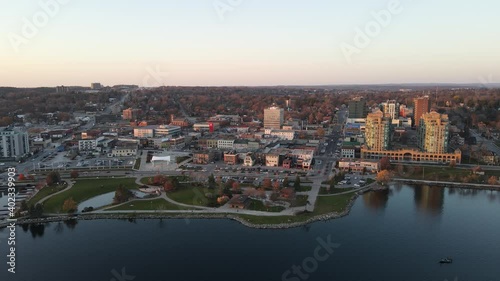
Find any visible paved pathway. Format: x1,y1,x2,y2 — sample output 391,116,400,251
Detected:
37,180,74,204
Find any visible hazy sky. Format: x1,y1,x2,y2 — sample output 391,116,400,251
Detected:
1,0,499,87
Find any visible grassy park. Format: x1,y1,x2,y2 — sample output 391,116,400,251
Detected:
42,178,140,213
238,192,356,225
28,184,67,205
166,187,214,207
106,198,197,211
247,199,285,212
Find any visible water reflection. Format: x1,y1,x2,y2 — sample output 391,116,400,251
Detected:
413,185,444,216
29,224,45,238
362,189,390,211
64,219,78,230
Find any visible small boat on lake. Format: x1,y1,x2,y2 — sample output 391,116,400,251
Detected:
439,257,453,264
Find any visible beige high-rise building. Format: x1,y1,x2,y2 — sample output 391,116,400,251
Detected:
418,111,449,154
365,111,391,151
413,96,430,127
264,105,284,129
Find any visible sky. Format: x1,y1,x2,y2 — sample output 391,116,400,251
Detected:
0,0,499,87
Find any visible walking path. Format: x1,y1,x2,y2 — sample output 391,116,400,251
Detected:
37,180,74,204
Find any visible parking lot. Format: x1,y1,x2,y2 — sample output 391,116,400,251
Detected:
31,151,135,171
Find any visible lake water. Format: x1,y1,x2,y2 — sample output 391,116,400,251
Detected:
1,184,500,281
78,190,150,212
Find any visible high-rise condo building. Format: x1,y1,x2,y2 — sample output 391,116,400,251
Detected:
418,111,449,154
413,96,431,127
381,100,399,120
0,127,30,159
365,111,391,151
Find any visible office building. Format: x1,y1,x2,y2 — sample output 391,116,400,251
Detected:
91,83,102,90
348,97,368,119
264,104,284,129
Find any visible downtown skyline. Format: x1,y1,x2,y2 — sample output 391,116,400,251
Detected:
1,0,500,87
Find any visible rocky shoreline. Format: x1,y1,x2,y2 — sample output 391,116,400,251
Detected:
0,194,360,230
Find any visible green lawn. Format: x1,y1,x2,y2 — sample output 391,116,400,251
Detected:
238,193,356,225
248,199,285,212
166,187,213,207
140,177,151,185
294,185,312,192
106,198,196,211
319,187,353,195
28,184,66,205
133,158,141,170
290,195,309,207
43,178,140,213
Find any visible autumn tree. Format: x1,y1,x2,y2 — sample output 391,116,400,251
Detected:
272,180,281,191
62,198,77,213
150,175,167,186
380,157,391,171
262,178,272,189
376,170,392,185
316,128,325,138
487,176,498,185
70,170,79,179
113,185,134,204
164,181,175,192
231,181,240,193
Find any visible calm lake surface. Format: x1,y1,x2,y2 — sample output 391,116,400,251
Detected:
1,184,500,281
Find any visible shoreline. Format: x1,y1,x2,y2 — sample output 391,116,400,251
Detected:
0,194,360,230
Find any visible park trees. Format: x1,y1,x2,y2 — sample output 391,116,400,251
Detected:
62,198,77,213
376,170,392,185
46,171,61,186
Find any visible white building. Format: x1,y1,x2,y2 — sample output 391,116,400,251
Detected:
133,125,181,138
381,100,399,119
341,147,356,158
108,146,137,157
264,129,295,140
217,139,235,150
243,154,255,166
0,127,29,158
78,139,97,151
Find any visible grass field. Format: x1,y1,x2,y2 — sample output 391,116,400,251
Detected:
238,192,356,225
248,199,285,212
28,184,66,205
166,187,214,207
319,187,354,195
106,198,197,211
42,178,140,213
290,195,309,207
294,185,312,192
